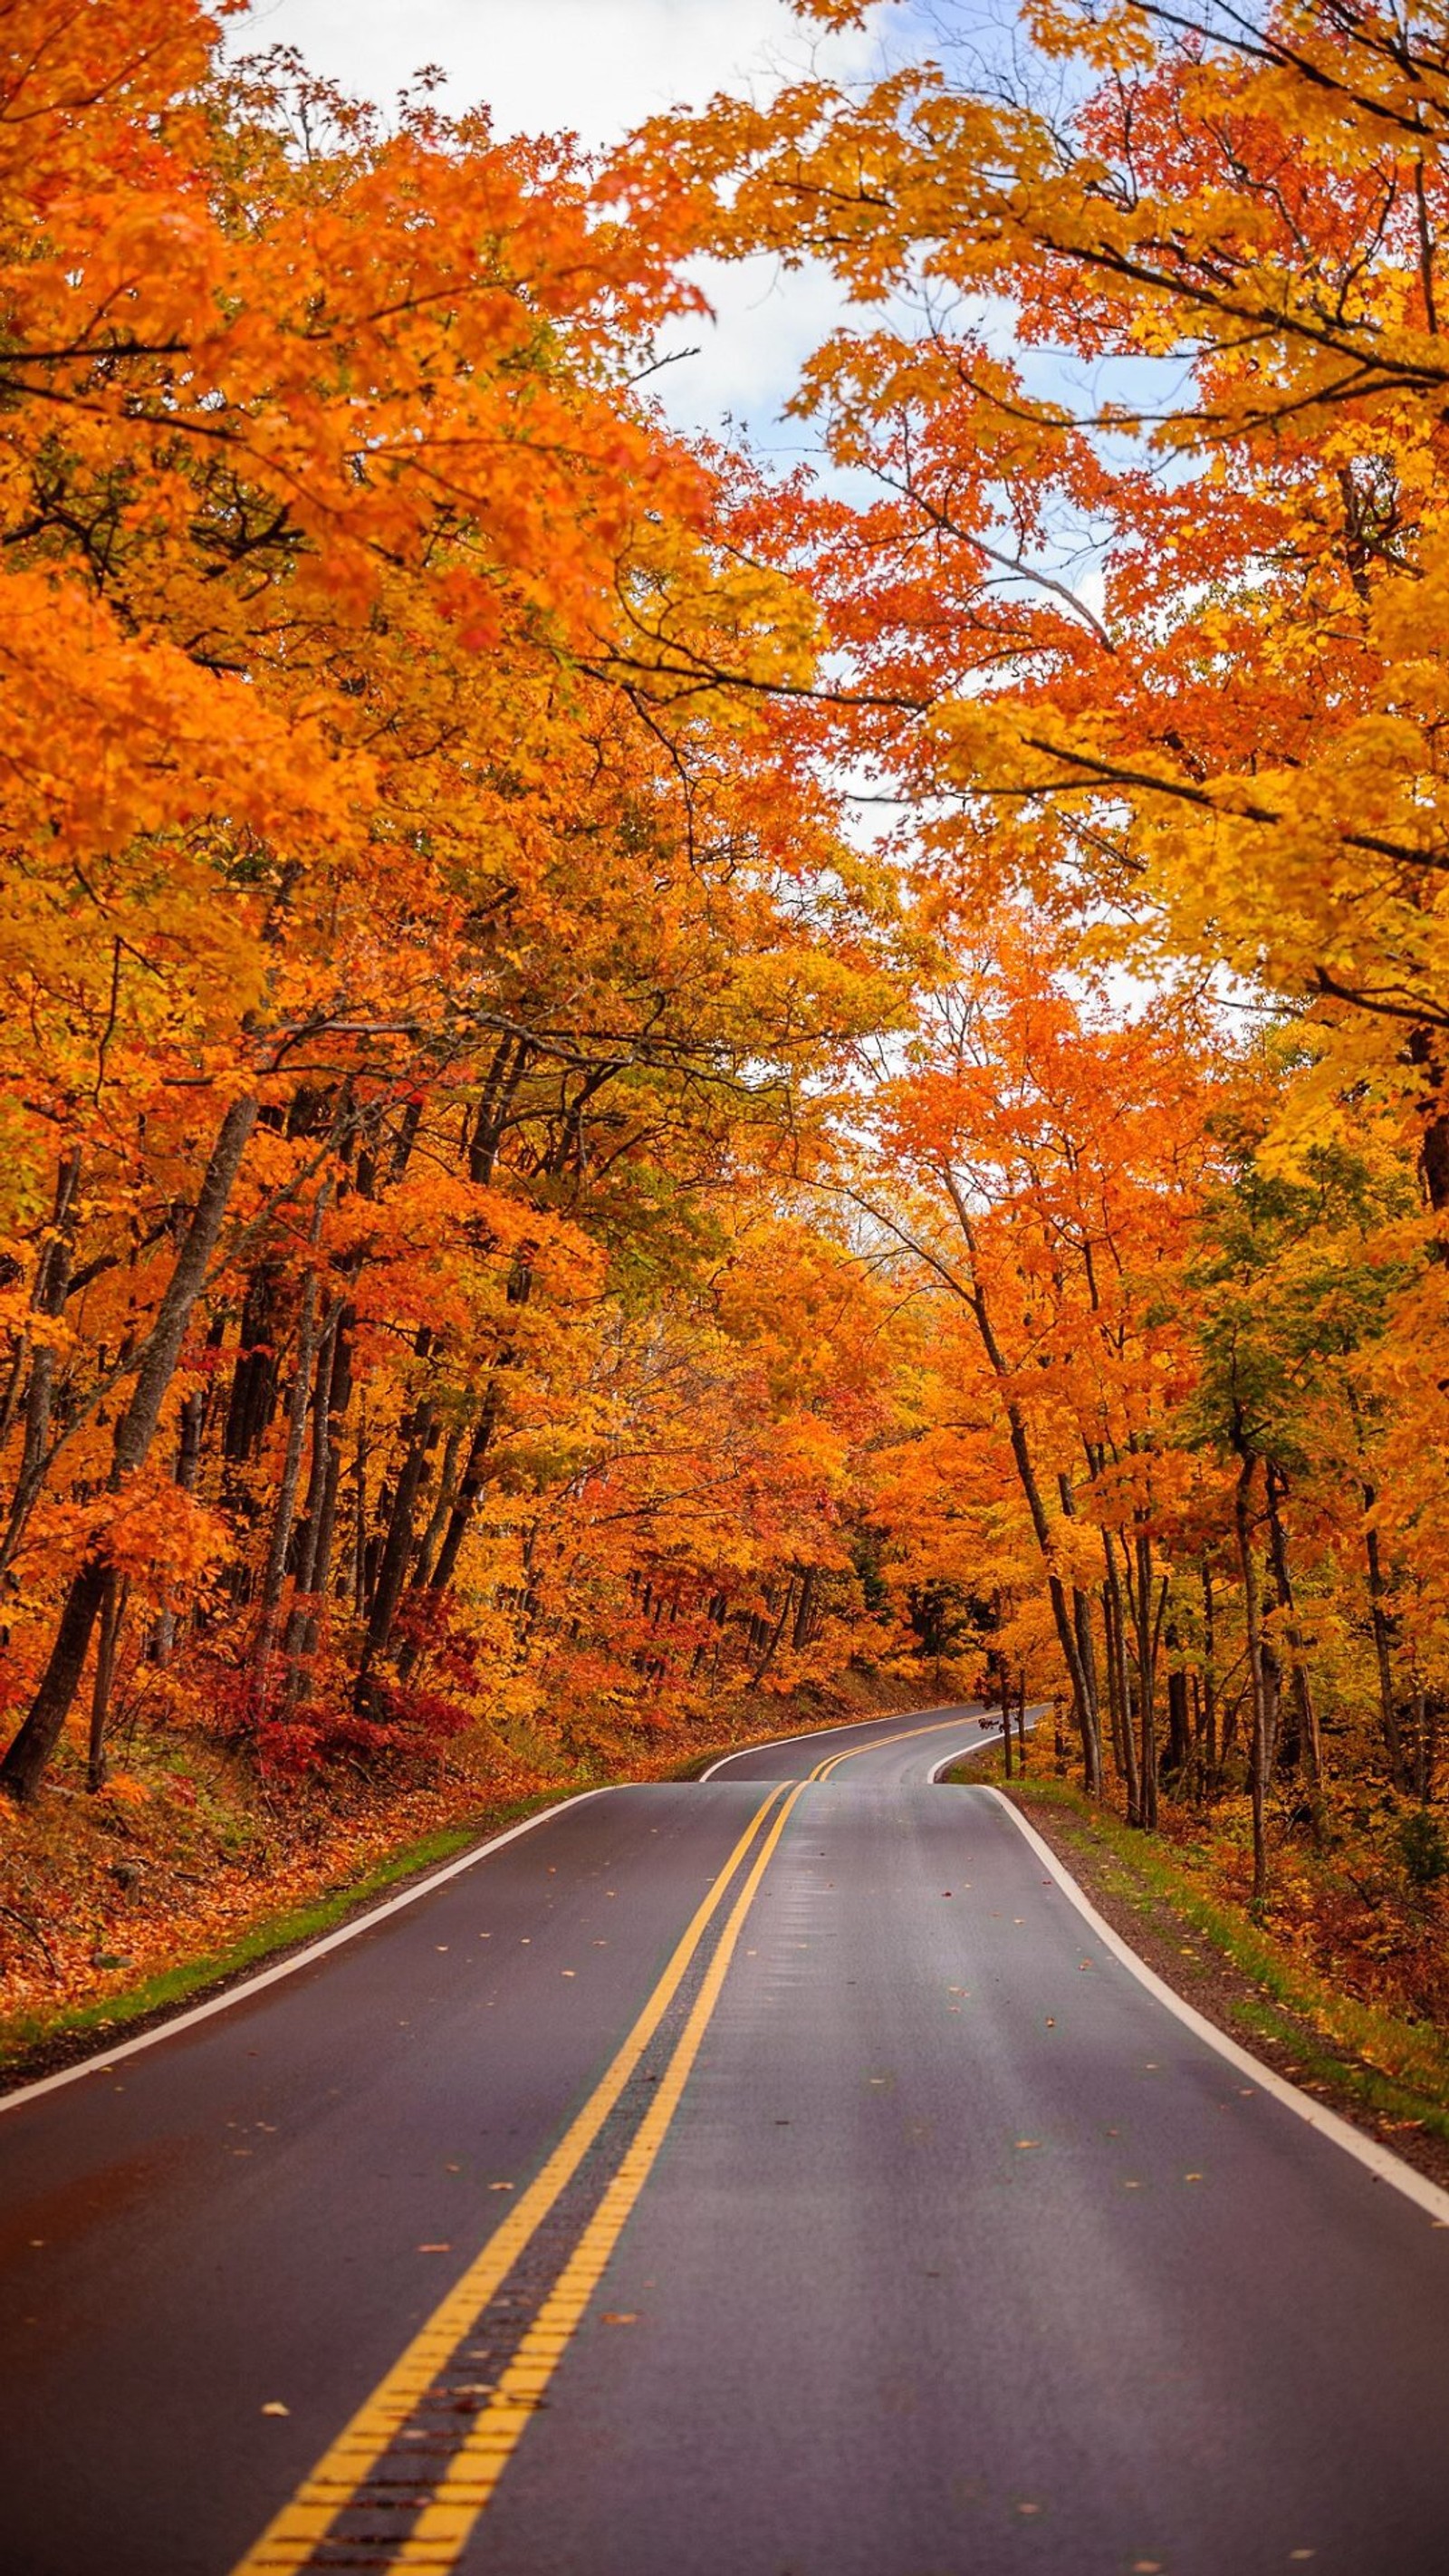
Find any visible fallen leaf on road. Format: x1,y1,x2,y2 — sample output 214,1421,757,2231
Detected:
600,2312,638,2325
488,2181,513,2192
1014,2139,1041,2150
418,2243,452,2253
261,2402,289,2417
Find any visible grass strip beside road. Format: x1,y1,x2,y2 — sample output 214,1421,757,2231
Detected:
965,1771,1449,2182
0,1711,842,2086
0,1789,587,2084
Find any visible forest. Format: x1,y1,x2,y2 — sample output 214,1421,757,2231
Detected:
4,0,1449,2054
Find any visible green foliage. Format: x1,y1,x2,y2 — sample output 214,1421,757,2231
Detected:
1397,1809,1449,1891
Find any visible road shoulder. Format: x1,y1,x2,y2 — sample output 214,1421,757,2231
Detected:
976,1773,1449,2196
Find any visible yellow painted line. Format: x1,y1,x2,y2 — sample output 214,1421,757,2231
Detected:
381,1780,807,2571
807,1714,992,1783
229,1783,787,2576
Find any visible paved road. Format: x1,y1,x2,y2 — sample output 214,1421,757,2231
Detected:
2,1706,1447,2575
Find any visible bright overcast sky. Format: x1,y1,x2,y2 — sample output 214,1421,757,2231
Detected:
238,0,923,446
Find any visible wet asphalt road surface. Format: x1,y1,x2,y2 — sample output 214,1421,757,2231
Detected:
2,1706,1447,2576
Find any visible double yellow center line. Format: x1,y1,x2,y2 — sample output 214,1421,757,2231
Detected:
233,1715,987,2572
805,1711,993,1782
231,1780,801,2576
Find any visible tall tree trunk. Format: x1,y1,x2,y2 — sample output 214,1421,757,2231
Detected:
1059,1474,1102,1771
2,1096,257,1802
1201,1563,1218,1802
1361,1498,1405,1785
1165,1629,1191,1783
1233,1449,1271,1905
284,1307,353,1706
251,1193,331,1698
86,1571,129,1793
751,1577,796,1686
1264,1461,1320,1792
412,1425,463,1591
942,1197,1099,1789
356,1399,437,1702
1101,1533,1142,1822
0,1148,82,1588
151,1389,207,1667
1408,1026,1449,1219
427,1379,504,1596
792,1564,817,1654
282,1299,343,1648
1132,1533,1160,1831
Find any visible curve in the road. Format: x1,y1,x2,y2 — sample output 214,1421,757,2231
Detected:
3,1704,1448,2576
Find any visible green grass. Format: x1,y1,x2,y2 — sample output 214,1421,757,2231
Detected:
0,1787,582,2076
0,1694,926,2083
964,1769,1449,2147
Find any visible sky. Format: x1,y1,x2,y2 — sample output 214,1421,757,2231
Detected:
236,0,923,447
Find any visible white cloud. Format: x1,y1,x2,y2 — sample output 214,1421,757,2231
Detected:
234,1,918,441
239,0,888,152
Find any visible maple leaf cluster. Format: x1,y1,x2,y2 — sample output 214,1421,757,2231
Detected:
609,0,1449,1909
5,0,1449,1959
0,1,909,1813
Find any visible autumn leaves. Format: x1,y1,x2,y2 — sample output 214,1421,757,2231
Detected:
0,5,901,1801
4,0,1449,1890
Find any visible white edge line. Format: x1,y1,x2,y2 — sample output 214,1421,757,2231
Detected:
926,1706,1046,1784
984,1786,1449,2230
0,1787,618,2118
926,1730,1000,1783
698,1702,986,1782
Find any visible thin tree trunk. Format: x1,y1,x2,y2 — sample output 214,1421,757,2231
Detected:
1201,1564,1218,1802
86,1572,129,1793
1265,1462,1321,1791
428,1379,504,1595
792,1565,817,1654
940,1195,1099,1789
152,1389,207,1667
283,1299,343,1649
252,1195,330,1697
351,1403,369,1614
356,1400,437,1700
412,1425,463,1591
2,1095,257,1802
284,1309,352,1709
1133,1533,1159,1831
1233,1450,1270,1905
1102,1532,1142,1821
751,1577,796,1686
0,1148,82,1588
1362,1498,1404,1785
